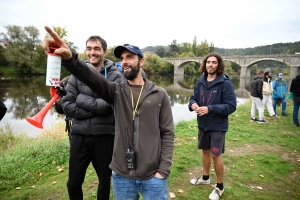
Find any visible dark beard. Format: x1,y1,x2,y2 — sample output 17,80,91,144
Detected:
124,63,140,80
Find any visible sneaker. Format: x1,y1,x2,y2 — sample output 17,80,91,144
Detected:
282,113,288,116
250,118,258,122
209,186,224,200
272,114,280,118
294,123,300,127
258,119,268,124
190,177,210,185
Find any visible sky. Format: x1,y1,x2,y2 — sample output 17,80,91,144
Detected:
0,0,299,53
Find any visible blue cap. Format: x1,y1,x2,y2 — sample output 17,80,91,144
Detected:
113,44,144,59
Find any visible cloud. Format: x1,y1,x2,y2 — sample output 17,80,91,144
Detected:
0,0,299,52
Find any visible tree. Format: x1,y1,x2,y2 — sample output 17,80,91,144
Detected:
155,47,166,58
24,26,41,51
45,26,78,52
167,40,180,57
1,25,40,74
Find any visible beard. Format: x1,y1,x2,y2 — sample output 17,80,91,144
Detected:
124,63,140,80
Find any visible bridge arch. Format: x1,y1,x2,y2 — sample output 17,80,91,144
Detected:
165,54,300,97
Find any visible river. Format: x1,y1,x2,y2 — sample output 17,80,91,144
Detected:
0,75,247,137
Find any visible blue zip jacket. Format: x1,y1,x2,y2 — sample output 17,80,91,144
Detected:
188,74,236,131
272,78,288,99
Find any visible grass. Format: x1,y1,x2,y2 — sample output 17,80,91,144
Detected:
0,100,299,199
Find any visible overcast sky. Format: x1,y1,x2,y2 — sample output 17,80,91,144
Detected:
0,0,299,52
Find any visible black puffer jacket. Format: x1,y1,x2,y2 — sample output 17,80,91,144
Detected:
250,75,263,99
62,59,124,136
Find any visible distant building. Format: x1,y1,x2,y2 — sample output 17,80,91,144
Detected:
0,39,9,48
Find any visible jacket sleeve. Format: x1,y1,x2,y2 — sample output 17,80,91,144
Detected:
75,94,113,115
257,79,263,99
188,83,199,111
61,76,96,119
0,101,7,121
62,54,117,104
157,90,175,178
207,81,236,116
272,81,277,97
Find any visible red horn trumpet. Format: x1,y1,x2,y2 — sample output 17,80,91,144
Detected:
26,92,59,129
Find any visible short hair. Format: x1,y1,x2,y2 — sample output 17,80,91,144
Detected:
199,52,225,76
86,36,107,51
257,70,264,75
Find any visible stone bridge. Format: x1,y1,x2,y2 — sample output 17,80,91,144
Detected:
165,54,300,97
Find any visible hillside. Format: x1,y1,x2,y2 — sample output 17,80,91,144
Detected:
142,41,300,56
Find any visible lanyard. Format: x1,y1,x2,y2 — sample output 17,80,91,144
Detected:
129,82,144,119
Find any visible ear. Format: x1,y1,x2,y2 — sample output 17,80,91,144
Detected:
104,50,107,57
139,58,145,67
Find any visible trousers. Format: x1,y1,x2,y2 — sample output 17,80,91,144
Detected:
67,134,114,200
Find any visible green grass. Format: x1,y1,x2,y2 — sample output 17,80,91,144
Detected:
0,101,299,199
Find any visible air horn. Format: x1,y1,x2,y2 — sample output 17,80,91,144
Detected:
26,92,59,129
26,47,61,129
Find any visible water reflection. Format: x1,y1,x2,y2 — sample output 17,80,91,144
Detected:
0,75,244,137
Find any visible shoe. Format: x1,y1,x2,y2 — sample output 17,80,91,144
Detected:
258,119,268,124
209,186,224,200
250,118,258,122
272,115,280,118
190,177,210,185
282,113,288,116
294,123,300,127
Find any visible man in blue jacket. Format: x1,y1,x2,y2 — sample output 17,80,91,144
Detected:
272,73,288,116
188,53,236,200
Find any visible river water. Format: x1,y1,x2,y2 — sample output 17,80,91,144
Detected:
0,75,247,137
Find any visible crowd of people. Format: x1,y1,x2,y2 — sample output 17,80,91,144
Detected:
250,67,300,126
1,25,294,200
42,25,238,200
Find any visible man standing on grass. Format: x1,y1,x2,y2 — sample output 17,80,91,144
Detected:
263,68,279,118
272,72,288,116
290,74,300,127
61,35,124,200
250,70,268,124
188,52,236,200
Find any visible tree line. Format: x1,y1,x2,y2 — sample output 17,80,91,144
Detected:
0,25,299,76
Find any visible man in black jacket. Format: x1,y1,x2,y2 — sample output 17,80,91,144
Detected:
290,74,300,126
250,70,267,123
61,36,124,200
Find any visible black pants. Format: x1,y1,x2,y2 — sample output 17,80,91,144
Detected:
67,135,114,200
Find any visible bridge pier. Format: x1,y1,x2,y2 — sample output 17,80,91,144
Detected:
235,66,250,98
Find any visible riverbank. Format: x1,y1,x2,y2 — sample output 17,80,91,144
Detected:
0,101,299,199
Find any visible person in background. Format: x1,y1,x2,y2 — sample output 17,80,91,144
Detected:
272,72,288,116
0,100,7,121
262,68,279,118
61,35,124,200
290,74,300,127
188,52,236,200
250,71,268,123
43,26,174,200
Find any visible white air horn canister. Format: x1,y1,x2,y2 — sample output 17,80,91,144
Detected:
46,47,61,86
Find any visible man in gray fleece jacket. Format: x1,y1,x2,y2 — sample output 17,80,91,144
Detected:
43,26,174,200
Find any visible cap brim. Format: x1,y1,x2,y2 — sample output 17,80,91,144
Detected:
113,46,129,59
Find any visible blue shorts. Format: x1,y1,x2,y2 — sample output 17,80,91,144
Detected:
198,129,226,156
